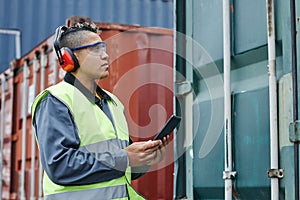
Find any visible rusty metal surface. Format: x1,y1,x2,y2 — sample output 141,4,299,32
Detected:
0,68,14,199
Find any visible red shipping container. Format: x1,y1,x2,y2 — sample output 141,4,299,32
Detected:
1,16,174,200
0,68,14,200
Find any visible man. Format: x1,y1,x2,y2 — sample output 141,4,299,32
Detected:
31,21,169,200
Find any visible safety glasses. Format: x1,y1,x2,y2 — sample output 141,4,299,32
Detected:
71,41,106,56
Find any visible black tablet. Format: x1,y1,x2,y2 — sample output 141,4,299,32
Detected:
153,115,181,140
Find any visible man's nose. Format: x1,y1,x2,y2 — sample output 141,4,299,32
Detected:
101,51,109,60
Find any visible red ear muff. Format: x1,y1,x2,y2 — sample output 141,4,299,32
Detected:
54,26,80,73
60,47,79,72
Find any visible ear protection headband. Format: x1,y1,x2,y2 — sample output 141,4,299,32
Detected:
54,26,80,72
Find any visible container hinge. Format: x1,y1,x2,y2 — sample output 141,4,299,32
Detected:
175,81,192,97
267,168,284,179
289,120,300,142
222,171,237,180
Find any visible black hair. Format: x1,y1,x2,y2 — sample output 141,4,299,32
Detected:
59,22,100,49
61,22,100,37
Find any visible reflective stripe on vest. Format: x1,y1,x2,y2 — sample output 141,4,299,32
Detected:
31,81,145,200
44,184,128,200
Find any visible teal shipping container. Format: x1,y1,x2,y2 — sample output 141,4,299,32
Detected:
174,0,299,199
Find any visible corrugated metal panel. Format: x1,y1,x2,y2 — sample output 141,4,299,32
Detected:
193,87,271,199
0,0,174,73
233,0,267,54
191,0,267,61
0,68,14,199
192,0,223,61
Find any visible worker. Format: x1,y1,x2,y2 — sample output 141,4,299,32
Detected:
31,21,169,200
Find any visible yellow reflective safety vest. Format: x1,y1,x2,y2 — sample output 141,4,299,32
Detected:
31,81,145,200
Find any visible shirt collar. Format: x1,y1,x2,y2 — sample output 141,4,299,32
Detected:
64,73,113,104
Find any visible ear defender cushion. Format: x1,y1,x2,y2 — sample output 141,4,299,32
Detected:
60,47,80,72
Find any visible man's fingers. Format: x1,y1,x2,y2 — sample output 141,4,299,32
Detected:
144,140,161,151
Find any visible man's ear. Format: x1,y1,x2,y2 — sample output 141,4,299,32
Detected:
73,51,81,63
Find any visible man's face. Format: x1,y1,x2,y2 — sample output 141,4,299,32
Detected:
74,32,109,81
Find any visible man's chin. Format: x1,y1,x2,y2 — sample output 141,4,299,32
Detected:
99,72,109,80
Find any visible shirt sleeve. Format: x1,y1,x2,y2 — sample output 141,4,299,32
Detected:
32,93,129,186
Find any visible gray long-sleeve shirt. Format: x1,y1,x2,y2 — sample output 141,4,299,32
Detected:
32,73,129,186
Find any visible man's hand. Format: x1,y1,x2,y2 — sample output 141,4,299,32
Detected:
125,136,170,167
125,140,161,167
146,136,170,166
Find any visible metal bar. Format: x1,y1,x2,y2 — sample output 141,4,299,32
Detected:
30,53,40,200
223,0,233,199
20,60,29,200
0,29,20,35
0,29,21,59
290,0,299,199
0,74,7,199
38,50,47,200
183,1,194,197
174,0,187,198
266,0,280,199
15,31,21,59
175,81,193,199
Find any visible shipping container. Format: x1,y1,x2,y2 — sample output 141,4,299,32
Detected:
174,0,299,200
0,16,174,200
